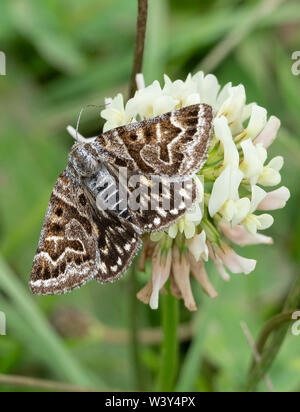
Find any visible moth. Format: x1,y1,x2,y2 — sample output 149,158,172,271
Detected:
30,104,213,295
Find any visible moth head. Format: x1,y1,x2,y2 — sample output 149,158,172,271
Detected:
69,143,99,177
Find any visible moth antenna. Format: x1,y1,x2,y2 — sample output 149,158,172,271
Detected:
75,107,85,142
67,103,106,143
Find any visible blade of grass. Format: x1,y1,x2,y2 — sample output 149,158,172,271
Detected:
9,0,86,73
244,273,300,392
156,287,179,392
199,0,284,73
0,255,104,388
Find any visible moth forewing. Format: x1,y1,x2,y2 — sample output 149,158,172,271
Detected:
94,103,213,179
30,170,100,295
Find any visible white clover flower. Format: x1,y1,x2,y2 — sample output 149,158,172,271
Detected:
169,207,201,240
100,71,290,310
234,185,274,235
240,138,284,187
101,94,128,132
210,242,257,277
216,85,246,134
187,230,208,262
240,139,266,183
257,156,284,187
209,165,247,223
192,72,221,109
254,116,281,148
219,220,274,247
257,186,290,211
167,176,204,240
130,80,178,119
208,116,249,222
163,74,200,108
245,105,267,140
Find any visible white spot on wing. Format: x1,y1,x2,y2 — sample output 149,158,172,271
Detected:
154,217,161,226
116,245,124,255
100,262,108,274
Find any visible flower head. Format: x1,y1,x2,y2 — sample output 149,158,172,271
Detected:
101,71,290,310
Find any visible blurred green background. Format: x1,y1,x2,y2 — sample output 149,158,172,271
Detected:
0,0,300,392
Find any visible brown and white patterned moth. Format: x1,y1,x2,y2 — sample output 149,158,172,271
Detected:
30,104,213,295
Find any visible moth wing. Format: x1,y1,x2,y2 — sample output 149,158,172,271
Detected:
127,176,198,233
30,170,99,295
92,209,141,284
95,104,213,179
96,164,198,233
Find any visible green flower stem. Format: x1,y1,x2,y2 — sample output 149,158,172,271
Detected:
175,302,212,391
156,286,179,392
128,256,144,391
244,273,300,392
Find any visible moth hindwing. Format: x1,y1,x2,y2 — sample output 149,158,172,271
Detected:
30,103,213,295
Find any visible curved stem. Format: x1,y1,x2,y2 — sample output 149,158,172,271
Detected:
200,0,284,73
129,0,148,99
249,310,295,372
244,273,300,392
156,286,179,392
